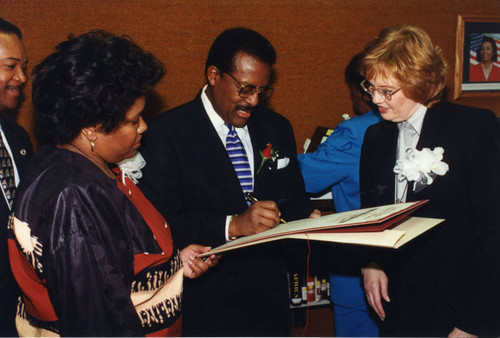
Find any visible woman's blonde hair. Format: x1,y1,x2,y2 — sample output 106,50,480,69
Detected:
359,24,447,107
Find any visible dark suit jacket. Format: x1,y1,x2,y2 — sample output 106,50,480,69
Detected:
360,101,500,336
0,115,33,337
139,93,311,336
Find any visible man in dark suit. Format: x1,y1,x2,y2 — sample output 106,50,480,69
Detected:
358,24,500,336
0,18,34,336
139,27,313,336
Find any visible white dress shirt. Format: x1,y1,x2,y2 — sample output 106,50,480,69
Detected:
395,104,427,202
201,85,255,241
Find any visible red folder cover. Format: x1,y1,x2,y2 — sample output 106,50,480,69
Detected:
228,200,428,247
199,200,436,256
314,201,427,234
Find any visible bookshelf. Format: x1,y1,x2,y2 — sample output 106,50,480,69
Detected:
289,272,330,308
287,192,336,328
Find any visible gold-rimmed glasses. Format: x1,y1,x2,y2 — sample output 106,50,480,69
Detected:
223,71,274,100
360,79,401,101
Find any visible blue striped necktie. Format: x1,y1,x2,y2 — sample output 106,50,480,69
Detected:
225,124,253,195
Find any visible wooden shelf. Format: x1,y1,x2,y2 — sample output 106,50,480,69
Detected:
291,299,330,309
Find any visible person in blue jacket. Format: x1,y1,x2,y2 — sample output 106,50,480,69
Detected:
298,54,382,336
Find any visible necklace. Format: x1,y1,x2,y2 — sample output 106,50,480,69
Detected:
58,144,117,180
86,157,117,180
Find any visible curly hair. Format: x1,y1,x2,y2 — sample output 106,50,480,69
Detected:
205,27,276,75
358,24,447,108
33,30,165,146
476,36,498,63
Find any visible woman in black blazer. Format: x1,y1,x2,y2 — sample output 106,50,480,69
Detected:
358,24,500,336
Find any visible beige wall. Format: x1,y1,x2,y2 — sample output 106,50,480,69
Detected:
1,0,499,151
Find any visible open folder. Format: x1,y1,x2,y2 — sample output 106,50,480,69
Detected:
199,200,444,257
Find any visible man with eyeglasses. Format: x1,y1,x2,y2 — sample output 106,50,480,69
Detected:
139,27,314,336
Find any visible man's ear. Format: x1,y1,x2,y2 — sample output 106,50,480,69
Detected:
207,65,220,86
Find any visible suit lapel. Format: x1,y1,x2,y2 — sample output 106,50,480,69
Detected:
247,111,273,196
248,118,266,175
0,116,31,212
186,96,247,206
0,116,31,177
376,121,399,203
407,105,446,201
416,105,444,150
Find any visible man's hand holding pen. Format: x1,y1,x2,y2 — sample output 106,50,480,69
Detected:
227,193,284,238
246,192,287,224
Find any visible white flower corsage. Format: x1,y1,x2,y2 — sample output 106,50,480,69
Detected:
393,147,449,192
116,151,146,184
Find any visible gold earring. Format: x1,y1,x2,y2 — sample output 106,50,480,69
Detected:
90,140,95,152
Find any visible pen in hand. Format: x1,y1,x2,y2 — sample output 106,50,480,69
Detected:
245,192,287,224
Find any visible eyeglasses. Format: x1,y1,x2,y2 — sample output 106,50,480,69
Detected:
360,79,401,101
223,71,274,100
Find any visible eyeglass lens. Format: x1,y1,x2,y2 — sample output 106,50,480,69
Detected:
361,80,396,101
224,71,273,99
239,86,273,99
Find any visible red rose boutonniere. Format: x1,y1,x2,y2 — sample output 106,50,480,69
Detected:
257,143,279,174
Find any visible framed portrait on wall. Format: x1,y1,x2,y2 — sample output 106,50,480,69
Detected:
454,15,500,99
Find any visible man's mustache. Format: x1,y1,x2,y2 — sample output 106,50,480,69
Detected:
235,105,253,112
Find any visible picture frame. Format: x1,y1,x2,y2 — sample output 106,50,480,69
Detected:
454,15,500,99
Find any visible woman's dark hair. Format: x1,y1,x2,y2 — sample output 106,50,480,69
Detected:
477,35,498,63
0,17,22,38
33,30,165,146
345,53,377,111
205,27,276,75
344,53,365,86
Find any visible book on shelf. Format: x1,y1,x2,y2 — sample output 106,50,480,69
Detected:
289,272,302,306
199,200,444,258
